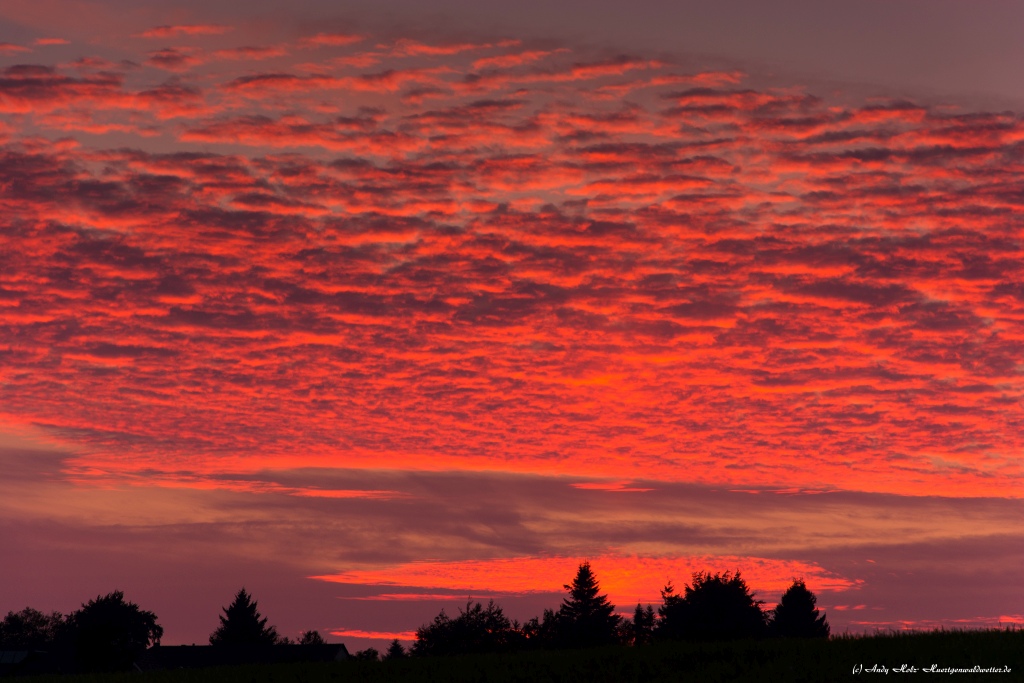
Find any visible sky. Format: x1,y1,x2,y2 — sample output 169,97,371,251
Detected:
1,0,1022,651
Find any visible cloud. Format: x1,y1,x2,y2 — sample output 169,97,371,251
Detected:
1,453,1019,641
212,45,289,61
0,63,126,113
0,29,1023,505
472,49,567,70
136,25,231,39
329,629,417,640
313,554,859,606
0,42,31,54
296,33,364,49
145,48,203,72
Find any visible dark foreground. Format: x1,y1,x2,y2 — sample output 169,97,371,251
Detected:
21,629,1023,682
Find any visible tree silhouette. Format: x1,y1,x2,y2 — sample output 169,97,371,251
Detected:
354,647,380,661
209,588,279,647
298,629,325,645
521,608,560,648
413,600,521,656
0,607,65,650
557,561,621,648
67,591,162,672
629,603,656,646
655,581,685,639
770,580,830,638
658,571,767,641
383,638,406,660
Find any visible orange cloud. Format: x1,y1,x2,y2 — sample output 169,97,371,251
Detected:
297,33,364,48
136,24,232,38
0,31,1022,503
313,554,859,606
472,49,567,70
329,629,418,640
389,39,495,57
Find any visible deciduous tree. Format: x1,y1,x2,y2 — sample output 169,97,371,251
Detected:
0,607,65,649
298,629,325,645
67,591,162,672
658,571,767,641
413,600,520,656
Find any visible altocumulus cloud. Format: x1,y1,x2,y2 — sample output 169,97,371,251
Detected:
1,24,1022,646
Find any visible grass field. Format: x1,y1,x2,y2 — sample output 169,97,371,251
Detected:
23,629,1023,682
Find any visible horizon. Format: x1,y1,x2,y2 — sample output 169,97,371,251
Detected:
1,0,1022,653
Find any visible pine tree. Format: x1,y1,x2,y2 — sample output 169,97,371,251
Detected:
209,588,279,647
558,561,621,647
770,580,830,638
655,581,684,639
630,603,655,645
384,638,406,660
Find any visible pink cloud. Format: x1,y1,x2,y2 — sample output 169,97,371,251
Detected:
0,42,30,54
297,33,364,49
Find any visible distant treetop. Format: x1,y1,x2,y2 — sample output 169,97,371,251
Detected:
770,579,830,638
209,588,279,647
557,561,621,647
68,590,162,672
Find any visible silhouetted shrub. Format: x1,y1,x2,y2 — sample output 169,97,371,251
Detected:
209,588,279,647
521,608,561,648
658,571,767,641
354,647,380,661
769,580,830,638
66,591,162,672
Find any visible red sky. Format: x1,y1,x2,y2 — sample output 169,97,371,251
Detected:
1,1,1022,651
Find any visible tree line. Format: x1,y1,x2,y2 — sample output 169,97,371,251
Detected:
0,562,828,671
403,562,828,659
0,589,323,673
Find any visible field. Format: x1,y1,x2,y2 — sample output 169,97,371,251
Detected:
24,629,1023,682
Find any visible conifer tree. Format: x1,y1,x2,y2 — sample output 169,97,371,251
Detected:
557,561,620,647
209,588,279,647
770,580,830,638
384,638,406,660
630,603,655,645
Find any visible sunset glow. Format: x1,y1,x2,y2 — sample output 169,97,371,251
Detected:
1,1,1022,651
